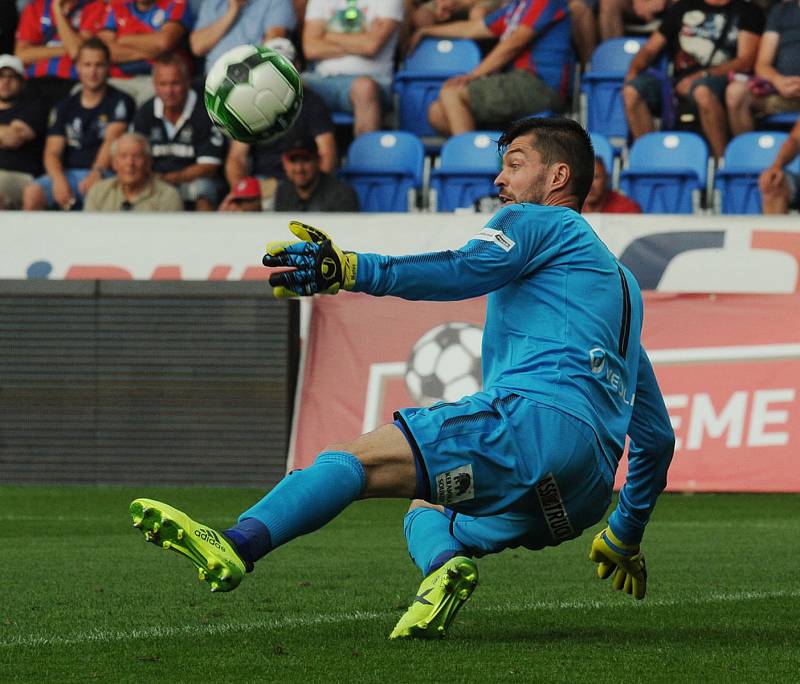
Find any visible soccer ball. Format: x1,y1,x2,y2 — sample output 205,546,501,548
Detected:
405,322,484,405
204,44,303,144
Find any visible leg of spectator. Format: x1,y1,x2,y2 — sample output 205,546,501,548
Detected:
693,85,728,158
439,82,476,136
22,182,47,211
569,0,598,68
725,80,755,137
428,99,451,136
350,77,383,136
759,174,790,214
598,0,626,41
623,84,654,140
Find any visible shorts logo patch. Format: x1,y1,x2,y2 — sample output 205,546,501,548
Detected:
472,227,516,252
435,465,475,504
535,473,574,542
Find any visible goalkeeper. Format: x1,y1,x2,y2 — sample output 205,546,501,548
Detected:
130,117,675,639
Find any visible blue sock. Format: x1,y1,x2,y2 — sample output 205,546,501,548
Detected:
404,507,466,577
224,451,366,568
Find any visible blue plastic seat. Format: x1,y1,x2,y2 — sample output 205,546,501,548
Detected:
430,131,502,212
581,38,647,139
620,132,709,213
339,131,425,212
393,39,482,137
761,111,798,131
716,132,798,214
590,132,615,175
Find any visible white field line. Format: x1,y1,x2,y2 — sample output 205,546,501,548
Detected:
2,589,798,650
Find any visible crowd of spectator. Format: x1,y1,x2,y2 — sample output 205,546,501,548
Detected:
0,0,798,215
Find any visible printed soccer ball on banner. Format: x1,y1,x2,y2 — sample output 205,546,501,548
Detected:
204,44,303,144
405,322,484,405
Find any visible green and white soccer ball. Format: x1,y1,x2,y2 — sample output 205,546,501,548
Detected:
204,44,303,144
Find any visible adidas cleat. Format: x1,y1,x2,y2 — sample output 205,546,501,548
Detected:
389,556,478,640
129,498,246,593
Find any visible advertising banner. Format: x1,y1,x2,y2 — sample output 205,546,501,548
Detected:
290,292,800,492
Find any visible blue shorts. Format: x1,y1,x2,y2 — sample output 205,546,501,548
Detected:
395,390,614,552
34,168,94,209
300,72,393,113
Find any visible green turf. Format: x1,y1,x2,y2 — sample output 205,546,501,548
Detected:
1,486,798,683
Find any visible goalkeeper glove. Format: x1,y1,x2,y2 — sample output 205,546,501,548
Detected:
589,527,647,600
262,221,357,298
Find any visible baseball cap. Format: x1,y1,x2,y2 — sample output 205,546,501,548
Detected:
283,135,318,160
263,37,297,64
0,55,25,78
228,177,261,200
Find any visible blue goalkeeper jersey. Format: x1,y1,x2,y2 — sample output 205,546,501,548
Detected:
354,203,647,464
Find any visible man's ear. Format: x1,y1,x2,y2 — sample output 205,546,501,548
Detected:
550,162,571,193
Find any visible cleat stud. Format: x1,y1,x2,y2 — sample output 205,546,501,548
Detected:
458,589,470,600
142,507,152,516
152,522,160,533
219,568,231,580
198,569,207,581
132,521,142,529
207,560,219,571
176,529,184,540
144,532,153,542
210,582,219,592
162,541,171,550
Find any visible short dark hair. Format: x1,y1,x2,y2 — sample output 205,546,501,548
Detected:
77,36,111,63
154,53,190,78
497,117,595,209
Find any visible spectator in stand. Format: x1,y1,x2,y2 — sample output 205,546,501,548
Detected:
759,116,800,214
1,2,19,56
274,134,360,211
97,0,193,106
190,0,296,75
301,0,404,136
84,131,183,210
0,55,48,209
582,156,642,213
133,53,225,211
410,0,572,136
225,37,336,205
411,0,499,29
14,0,109,109
623,0,764,159
726,2,800,137
599,0,668,41
23,38,134,210
219,176,262,212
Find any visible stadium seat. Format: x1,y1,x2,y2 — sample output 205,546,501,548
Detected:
620,132,709,213
716,132,799,214
581,38,647,139
331,112,354,126
590,132,615,175
339,131,425,212
393,39,482,138
429,131,502,212
761,112,798,131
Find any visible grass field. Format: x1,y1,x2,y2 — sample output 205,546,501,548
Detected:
1,486,798,683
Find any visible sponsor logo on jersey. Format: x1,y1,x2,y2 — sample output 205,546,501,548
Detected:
535,473,574,542
435,464,475,504
472,227,516,252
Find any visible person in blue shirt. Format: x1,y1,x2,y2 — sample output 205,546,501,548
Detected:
129,117,675,640
189,0,297,74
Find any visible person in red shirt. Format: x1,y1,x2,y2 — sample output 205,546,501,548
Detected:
583,157,642,213
15,0,109,108
98,0,192,105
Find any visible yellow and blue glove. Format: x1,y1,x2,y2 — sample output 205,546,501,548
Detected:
589,527,647,600
262,221,358,298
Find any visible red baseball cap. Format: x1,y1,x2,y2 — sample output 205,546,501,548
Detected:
228,177,261,200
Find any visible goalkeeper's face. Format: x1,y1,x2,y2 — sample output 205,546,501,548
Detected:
494,133,568,207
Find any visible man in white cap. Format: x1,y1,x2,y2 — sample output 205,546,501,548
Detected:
190,0,297,74
224,37,337,205
0,54,48,209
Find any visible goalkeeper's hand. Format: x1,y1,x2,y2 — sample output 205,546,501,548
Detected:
262,221,357,298
589,527,647,600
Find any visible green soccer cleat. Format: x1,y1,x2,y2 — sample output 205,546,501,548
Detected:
389,556,478,640
129,498,246,593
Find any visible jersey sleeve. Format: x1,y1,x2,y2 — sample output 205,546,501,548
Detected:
353,204,556,300
15,3,42,43
655,0,683,43
167,0,192,28
738,1,765,36
111,92,136,125
517,0,561,33
47,101,67,137
484,4,507,37
607,348,675,545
